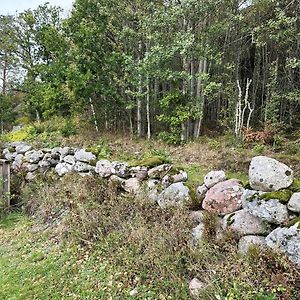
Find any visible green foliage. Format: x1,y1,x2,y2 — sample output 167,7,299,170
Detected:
260,190,292,204
60,119,77,137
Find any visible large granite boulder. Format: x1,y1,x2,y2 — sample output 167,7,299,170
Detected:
222,209,270,237
249,156,293,192
202,179,244,215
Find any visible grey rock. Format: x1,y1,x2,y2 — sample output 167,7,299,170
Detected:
74,149,96,163
23,163,39,172
60,147,74,159
148,164,172,179
95,160,112,177
15,143,32,154
43,153,60,167
109,175,125,188
190,210,207,224
243,196,289,225
122,178,141,194
249,156,293,191
74,161,94,173
189,278,206,299
222,209,270,237
38,160,51,172
288,193,300,213
63,155,76,166
196,184,208,201
157,182,190,209
191,223,205,245
137,179,161,203
3,149,17,161
55,162,74,176
111,162,129,178
24,150,44,164
238,235,266,254
11,154,24,170
129,166,148,181
162,171,188,188
266,223,300,266
204,170,226,188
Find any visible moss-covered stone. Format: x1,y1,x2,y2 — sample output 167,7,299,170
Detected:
290,178,300,192
259,190,292,204
130,156,166,168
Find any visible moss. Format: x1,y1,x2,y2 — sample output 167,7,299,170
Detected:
259,190,292,204
129,156,166,168
227,213,235,226
290,178,300,192
286,216,300,229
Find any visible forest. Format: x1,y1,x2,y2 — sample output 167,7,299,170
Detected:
0,0,299,143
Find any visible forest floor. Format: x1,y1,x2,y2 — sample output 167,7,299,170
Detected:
1,127,300,299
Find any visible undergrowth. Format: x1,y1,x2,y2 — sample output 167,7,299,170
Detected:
8,175,298,299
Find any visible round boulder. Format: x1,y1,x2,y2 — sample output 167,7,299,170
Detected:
249,156,293,192
202,179,244,215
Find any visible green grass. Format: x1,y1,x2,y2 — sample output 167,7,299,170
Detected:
0,212,190,299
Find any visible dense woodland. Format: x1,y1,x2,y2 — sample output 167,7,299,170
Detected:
0,0,300,143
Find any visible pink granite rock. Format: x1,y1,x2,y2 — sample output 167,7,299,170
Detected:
202,179,244,215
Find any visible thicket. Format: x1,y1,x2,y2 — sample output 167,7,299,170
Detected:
0,0,300,143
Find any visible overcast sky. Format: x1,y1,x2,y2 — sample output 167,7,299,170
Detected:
0,0,74,15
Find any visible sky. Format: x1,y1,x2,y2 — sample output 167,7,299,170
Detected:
0,0,74,15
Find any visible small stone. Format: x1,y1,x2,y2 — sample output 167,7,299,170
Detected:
15,143,32,154
74,161,94,173
157,182,190,209
204,170,226,188
288,193,300,213
189,278,206,298
25,172,37,181
23,163,39,172
11,154,24,170
191,223,205,245
148,164,172,179
24,150,44,164
95,160,112,177
129,166,148,181
196,184,208,201
122,178,141,194
55,162,74,176
74,149,96,163
111,162,129,178
63,155,76,166
238,235,266,254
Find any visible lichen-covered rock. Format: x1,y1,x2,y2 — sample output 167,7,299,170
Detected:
157,182,190,209
15,143,32,154
249,156,293,192
111,162,129,178
196,184,208,201
266,223,300,266
24,150,44,164
63,155,76,166
122,178,141,194
74,161,94,173
204,170,226,188
223,209,270,237
60,147,74,159
129,166,148,181
148,164,172,179
238,235,266,254
55,162,74,176
95,160,112,177
3,149,17,161
288,193,300,213
243,196,289,225
189,278,206,299
43,153,60,167
202,179,244,215
74,149,96,163
38,160,51,173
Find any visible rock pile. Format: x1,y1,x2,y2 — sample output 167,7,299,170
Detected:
192,155,300,268
2,142,191,208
